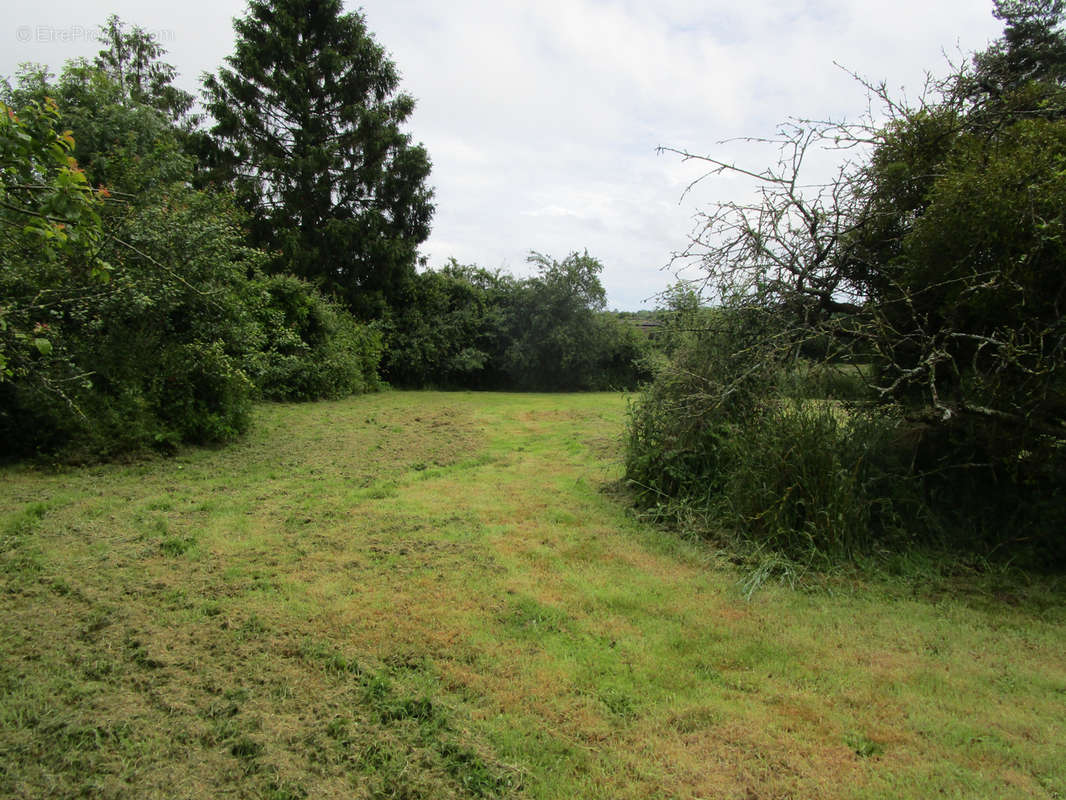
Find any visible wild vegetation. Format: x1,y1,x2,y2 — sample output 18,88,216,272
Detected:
626,0,1066,570
0,18,383,459
384,253,651,391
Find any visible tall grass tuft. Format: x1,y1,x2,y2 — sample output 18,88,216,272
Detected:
714,403,914,560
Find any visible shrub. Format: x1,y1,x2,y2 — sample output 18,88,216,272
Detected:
585,314,654,391
249,274,382,401
625,302,1065,568
381,263,508,389
384,254,651,391
625,305,780,505
625,302,923,562
712,403,917,559
0,30,383,463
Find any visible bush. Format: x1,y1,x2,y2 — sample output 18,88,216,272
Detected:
249,274,382,401
712,403,917,559
625,305,780,504
778,361,873,402
384,254,651,391
382,263,508,389
581,314,653,391
895,417,1066,567
627,362,917,560
0,31,383,462
626,300,921,562
625,301,1066,568
0,182,265,459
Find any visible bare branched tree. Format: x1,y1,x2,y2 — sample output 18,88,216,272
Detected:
661,55,1066,453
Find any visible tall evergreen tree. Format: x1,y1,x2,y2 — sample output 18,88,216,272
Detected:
973,0,1066,97
202,0,434,318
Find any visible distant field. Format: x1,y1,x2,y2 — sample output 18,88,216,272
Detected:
2,391,1064,799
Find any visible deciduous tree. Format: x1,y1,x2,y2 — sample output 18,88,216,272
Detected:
629,0,1066,561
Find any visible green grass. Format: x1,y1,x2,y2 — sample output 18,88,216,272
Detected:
1,391,1065,799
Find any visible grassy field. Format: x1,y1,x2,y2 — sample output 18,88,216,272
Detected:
2,391,1065,799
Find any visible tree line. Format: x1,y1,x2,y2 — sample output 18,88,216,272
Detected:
0,2,648,460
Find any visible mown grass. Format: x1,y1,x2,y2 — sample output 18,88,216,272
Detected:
1,391,1065,799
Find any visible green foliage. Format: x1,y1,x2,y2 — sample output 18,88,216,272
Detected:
0,144,262,456
384,253,650,391
495,251,651,391
629,3,1066,567
625,303,781,504
972,0,1066,101
249,274,382,401
625,316,919,561
1,31,382,461
202,0,434,318
49,60,193,193
0,93,110,384
879,117,1066,429
8,18,198,189
94,15,195,124
382,261,510,388
852,12,1066,564
0,92,117,454
588,312,653,391
628,307,1065,565
711,404,915,560
501,251,608,390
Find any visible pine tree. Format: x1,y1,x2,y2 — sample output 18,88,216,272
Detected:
970,0,1066,106
202,0,434,318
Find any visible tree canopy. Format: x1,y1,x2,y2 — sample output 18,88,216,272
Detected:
383,252,651,391
202,0,435,318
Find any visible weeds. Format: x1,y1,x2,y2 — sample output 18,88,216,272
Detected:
845,731,884,758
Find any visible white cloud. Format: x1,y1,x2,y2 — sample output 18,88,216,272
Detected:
2,0,1004,307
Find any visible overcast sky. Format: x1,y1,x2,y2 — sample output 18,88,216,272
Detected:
4,1,1004,308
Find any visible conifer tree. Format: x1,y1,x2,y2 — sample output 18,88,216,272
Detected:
203,0,434,317
973,0,1066,97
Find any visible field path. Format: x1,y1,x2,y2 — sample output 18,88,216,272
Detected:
2,392,1064,799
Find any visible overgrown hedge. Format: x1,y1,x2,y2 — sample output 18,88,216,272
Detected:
625,307,1066,568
